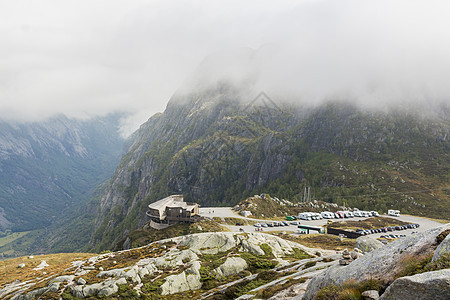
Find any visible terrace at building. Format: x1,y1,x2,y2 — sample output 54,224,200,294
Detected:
146,195,199,224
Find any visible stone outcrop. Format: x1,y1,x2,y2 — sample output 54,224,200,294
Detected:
160,261,202,295
433,231,450,262
163,232,319,257
214,257,248,277
361,290,379,300
379,269,450,300
303,224,450,300
355,236,384,253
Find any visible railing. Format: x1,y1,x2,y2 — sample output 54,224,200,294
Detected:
146,210,162,219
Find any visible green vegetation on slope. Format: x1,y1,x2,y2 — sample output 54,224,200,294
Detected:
92,96,449,251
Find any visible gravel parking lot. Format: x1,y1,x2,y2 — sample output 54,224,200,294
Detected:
198,207,446,238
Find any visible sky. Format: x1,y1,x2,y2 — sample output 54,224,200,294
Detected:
1,0,450,135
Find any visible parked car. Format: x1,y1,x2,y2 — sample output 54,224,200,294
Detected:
291,221,298,225
261,223,268,227
254,223,261,227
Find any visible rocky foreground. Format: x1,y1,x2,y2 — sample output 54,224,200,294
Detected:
1,225,449,299
304,223,450,300
1,232,336,299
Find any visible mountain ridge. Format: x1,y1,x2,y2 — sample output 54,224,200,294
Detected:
89,83,449,251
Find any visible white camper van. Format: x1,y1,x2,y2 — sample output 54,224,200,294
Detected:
321,211,334,219
388,210,400,217
299,212,313,221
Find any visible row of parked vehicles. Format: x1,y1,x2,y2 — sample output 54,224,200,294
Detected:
298,210,380,221
253,221,297,228
356,223,420,235
380,234,407,239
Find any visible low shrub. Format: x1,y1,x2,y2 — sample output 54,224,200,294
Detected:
142,279,164,293
240,252,278,271
315,279,382,300
398,252,450,278
258,277,307,299
303,261,317,269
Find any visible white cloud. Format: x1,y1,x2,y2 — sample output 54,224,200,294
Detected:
0,0,449,135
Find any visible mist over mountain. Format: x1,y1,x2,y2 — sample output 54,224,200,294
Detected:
85,53,449,251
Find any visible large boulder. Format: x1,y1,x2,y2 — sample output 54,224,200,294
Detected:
433,231,450,262
355,236,384,253
160,261,202,295
177,232,237,254
303,224,450,300
215,257,248,277
379,269,450,300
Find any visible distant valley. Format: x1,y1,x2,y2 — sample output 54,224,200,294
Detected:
0,114,124,258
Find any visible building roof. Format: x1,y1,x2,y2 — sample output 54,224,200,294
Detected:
148,195,183,210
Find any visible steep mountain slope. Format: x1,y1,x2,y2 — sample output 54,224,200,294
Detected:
90,84,449,251
0,114,124,234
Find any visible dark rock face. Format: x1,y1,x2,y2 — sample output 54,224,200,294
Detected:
90,83,449,251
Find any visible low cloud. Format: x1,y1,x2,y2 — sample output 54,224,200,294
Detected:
1,0,449,135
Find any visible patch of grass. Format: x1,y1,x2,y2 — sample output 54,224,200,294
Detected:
221,217,257,226
278,233,355,251
0,231,31,248
200,250,231,269
142,279,165,293
259,243,274,258
256,277,307,299
397,252,450,279
293,248,312,260
0,253,94,288
315,279,382,300
215,270,281,299
240,252,278,272
326,217,410,231
303,261,317,270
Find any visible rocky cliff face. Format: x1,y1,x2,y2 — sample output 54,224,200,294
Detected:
0,114,124,232
91,83,449,251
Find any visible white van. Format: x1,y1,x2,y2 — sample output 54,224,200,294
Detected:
299,212,313,221
312,212,322,220
388,210,400,217
321,211,334,219
370,211,380,217
344,211,354,218
353,211,362,217
360,211,370,217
